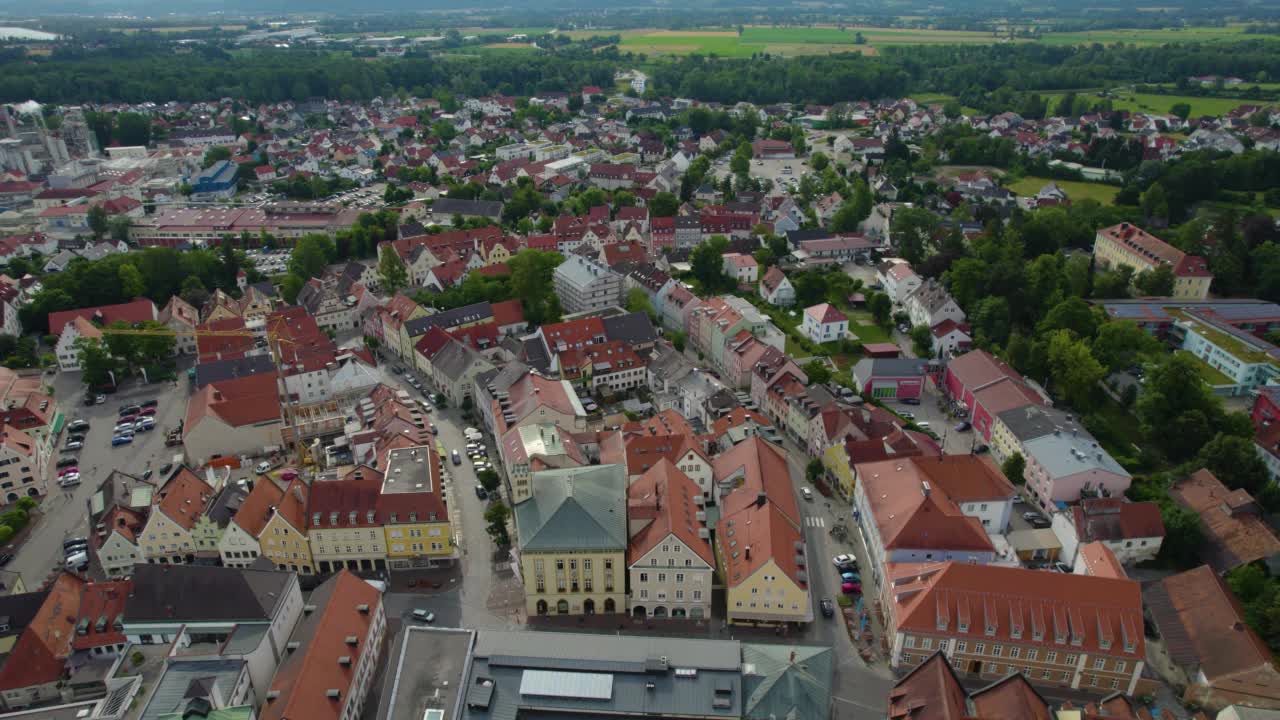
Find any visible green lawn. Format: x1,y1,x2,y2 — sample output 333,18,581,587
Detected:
1038,24,1266,46
1007,176,1121,205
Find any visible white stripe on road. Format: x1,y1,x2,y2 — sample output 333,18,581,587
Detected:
806,516,825,527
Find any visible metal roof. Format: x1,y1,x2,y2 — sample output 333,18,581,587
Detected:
519,669,613,700
515,465,628,552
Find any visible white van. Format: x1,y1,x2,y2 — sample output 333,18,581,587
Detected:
65,551,89,571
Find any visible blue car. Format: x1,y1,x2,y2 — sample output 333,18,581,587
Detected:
840,571,861,583
111,435,133,446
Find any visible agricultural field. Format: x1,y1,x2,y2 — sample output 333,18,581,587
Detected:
563,22,1278,58
1007,176,1121,205
123,24,247,34
1043,90,1258,117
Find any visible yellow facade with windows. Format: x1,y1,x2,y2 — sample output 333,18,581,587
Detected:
822,443,857,500
520,550,626,617
724,558,811,625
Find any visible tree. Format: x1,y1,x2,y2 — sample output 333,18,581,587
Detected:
1039,297,1100,340
1169,102,1192,120
649,191,679,218
1159,502,1204,568
810,152,829,172
220,237,240,291
690,235,730,292
280,273,305,304
868,292,892,328
625,288,655,320
108,214,132,244
1137,352,1229,461
117,263,145,299
75,338,118,388
87,205,109,241
910,325,934,358
508,249,564,325
1001,452,1026,485
802,360,832,386
1141,182,1170,223
890,206,938,265
670,330,686,352
288,234,335,278
730,141,751,175
1135,264,1175,297
378,247,409,295
1199,433,1272,495
806,459,824,483
1046,330,1105,409
477,469,501,494
114,112,151,146
1091,320,1162,372
181,276,210,307
484,501,511,547
202,145,232,168
830,179,872,232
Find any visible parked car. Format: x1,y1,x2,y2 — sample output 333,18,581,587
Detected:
475,485,488,499
451,449,461,466
111,435,133,446
255,461,273,474
841,581,861,595
900,397,921,405
412,609,435,623
63,537,87,552
1022,511,1042,522
1029,517,1052,529
67,420,89,433
159,463,173,476
58,474,81,487
973,444,990,454
1053,561,1071,573
118,405,141,417
140,407,157,416
64,441,83,452
954,421,971,432
0,553,12,567
832,554,857,570
899,412,915,421
141,399,158,408
56,457,78,468
57,466,77,477
840,571,861,584
65,552,89,571
820,599,835,618
142,469,153,481
801,487,813,501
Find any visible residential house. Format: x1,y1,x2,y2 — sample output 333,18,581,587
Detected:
929,319,972,357
626,460,715,620
259,478,312,574
0,573,84,710
877,261,922,305
722,253,759,286
759,266,796,307
260,571,386,720
904,279,965,331
714,437,810,626
0,424,45,501
517,464,627,617
218,474,283,569
499,424,586,503
1145,565,1280,711
886,562,1145,695
1051,498,1165,570
138,468,215,565
801,303,848,345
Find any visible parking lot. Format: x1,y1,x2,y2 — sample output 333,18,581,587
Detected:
9,371,190,587
244,247,293,276
711,155,811,192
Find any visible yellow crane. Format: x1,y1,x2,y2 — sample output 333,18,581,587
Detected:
99,325,313,470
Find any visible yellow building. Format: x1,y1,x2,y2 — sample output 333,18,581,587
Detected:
259,478,313,574
308,465,389,573
379,446,455,570
822,442,857,500
138,468,214,565
516,465,627,616
1093,223,1212,299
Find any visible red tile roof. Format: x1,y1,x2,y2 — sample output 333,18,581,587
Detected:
1171,468,1280,572
0,573,84,691
490,298,524,328
185,372,282,432
714,437,799,526
627,460,715,567
309,468,382,529
804,302,846,324
261,570,382,720
234,476,286,537
886,651,968,720
71,579,132,651
855,457,999,554
153,467,214,531
892,562,1145,660
48,298,157,337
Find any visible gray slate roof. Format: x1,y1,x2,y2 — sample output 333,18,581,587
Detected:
742,644,833,720
604,311,657,346
124,564,292,623
516,465,627,552
994,404,1086,443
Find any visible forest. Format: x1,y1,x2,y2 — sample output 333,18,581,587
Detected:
3,38,1280,108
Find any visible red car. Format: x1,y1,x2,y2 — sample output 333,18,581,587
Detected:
58,466,78,476
119,414,137,424
140,407,157,416
841,581,862,595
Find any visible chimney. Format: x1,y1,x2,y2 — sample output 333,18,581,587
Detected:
745,545,752,560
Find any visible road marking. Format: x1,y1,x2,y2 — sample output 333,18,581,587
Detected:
806,516,825,528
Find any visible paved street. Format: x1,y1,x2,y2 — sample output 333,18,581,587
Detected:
10,370,188,588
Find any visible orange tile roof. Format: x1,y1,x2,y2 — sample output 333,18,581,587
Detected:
627,460,715,567
714,437,799,526
310,469,382,528
261,570,382,720
233,476,286,537
855,458,996,554
891,562,1145,661
908,455,1017,502
886,651,968,720
185,372,282,432
0,573,84,691
153,468,214,531
275,478,310,533
1076,542,1127,579
710,406,772,437
716,497,805,588
1171,468,1280,572
969,673,1053,720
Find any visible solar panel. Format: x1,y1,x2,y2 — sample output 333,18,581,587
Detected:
519,669,613,701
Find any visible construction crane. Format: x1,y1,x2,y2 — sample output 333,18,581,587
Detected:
99,325,313,472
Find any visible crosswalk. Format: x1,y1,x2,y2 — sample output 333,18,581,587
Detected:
805,516,826,528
